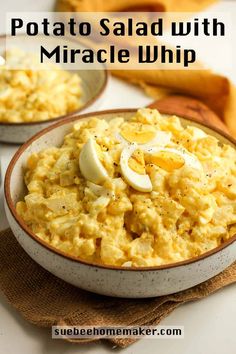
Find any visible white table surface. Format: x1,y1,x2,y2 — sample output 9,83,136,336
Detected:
0,1,235,354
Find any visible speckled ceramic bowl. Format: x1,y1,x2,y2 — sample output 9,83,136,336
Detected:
4,109,236,298
0,34,108,144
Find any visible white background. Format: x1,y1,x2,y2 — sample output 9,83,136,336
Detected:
0,1,236,354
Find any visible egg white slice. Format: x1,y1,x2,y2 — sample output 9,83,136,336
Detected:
141,131,172,148
79,138,108,184
120,144,152,192
145,146,202,170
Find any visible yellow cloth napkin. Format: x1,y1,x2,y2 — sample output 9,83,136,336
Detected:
114,70,236,137
56,0,236,138
56,0,217,12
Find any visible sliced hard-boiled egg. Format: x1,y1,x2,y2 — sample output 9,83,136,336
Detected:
145,147,202,171
120,123,156,144
128,149,146,174
79,138,108,184
120,144,152,192
141,130,172,148
146,150,185,172
116,128,171,147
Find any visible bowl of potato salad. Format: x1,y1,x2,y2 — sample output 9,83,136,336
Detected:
4,108,236,298
0,35,107,143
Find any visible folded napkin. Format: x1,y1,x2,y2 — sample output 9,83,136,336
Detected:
114,71,236,139
56,0,217,12
56,0,236,138
0,229,235,348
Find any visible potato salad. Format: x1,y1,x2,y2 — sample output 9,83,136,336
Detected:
0,49,82,123
16,109,236,267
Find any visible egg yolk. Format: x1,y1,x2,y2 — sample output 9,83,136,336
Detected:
121,123,156,144
128,149,146,174
146,151,185,172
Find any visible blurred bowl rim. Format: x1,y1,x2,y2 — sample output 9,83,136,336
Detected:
0,33,108,126
4,108,236,271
